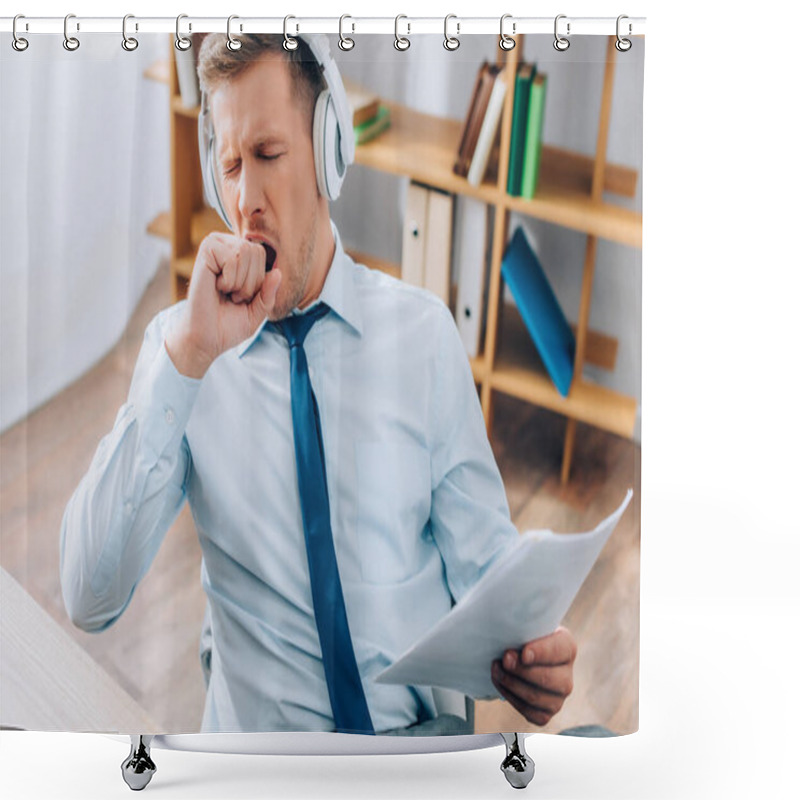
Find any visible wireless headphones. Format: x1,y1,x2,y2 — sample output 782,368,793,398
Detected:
198,34,355,230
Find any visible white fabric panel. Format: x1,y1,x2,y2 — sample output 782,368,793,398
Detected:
1,34,170,432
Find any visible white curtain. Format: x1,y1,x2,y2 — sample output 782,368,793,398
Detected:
0,34,170,432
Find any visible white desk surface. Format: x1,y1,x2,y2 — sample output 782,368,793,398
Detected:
1,566,160,733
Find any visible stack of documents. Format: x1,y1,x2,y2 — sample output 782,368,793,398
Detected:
376,490,633,699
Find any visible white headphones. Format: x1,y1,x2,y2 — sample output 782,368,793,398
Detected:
198,34,355,230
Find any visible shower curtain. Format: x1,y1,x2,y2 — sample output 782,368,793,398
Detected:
0,24,643,750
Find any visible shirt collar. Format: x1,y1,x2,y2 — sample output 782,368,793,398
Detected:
236,221,363,358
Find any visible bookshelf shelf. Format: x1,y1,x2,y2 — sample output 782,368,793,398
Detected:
355,103,642,248
146,210,170,240
153,36,640,482
493,304,635,438
143,58,170,85
171,97,201,120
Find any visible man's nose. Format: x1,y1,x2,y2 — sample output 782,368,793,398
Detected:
238,164,265,219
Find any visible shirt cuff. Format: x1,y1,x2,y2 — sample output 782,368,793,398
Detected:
133,341,202,462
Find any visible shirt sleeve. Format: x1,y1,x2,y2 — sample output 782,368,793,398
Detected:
59,303,201,632
428,304,518,603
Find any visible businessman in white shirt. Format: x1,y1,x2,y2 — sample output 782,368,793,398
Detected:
60,34,576,735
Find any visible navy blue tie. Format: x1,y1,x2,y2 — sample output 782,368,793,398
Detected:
271,304,374,734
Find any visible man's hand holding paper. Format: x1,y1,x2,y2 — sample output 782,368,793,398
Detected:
376,490,633,721
491,626,577,726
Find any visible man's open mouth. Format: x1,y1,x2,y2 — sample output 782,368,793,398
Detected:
260,242,277,272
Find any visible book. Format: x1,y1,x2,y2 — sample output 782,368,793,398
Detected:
343,80,381,128
377,491,633,699
507,63,535,196
353,105,390,145
453,196,490,358
520,73,548,199
454,63,500,179
467,69,507,187
501,226,575,396
454,62,488,177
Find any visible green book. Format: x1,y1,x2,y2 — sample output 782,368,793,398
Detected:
354,105,391,145
506,63,535,197
520,73,548,199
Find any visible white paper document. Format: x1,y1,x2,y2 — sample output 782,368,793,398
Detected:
376,489,633,699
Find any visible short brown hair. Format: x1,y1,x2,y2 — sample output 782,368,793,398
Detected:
197,34,325,128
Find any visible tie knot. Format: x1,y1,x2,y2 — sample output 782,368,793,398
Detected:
273,303,330,348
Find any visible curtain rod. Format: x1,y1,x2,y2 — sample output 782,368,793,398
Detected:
1,16,646,37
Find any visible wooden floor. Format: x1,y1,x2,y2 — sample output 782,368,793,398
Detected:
0,259,640,735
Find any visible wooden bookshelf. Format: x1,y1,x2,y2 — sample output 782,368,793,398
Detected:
353,37,641,473
146,35,641,481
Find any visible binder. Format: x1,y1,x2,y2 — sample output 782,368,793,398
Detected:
401,182,428,288
423,189,454,306
452,196,489,358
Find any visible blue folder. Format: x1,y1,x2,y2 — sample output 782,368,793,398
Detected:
501,227,576,396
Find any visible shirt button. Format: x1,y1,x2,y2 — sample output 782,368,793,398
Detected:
165,407,176,425
124,501,133,515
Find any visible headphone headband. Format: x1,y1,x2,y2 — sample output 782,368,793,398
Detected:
301,33,355,165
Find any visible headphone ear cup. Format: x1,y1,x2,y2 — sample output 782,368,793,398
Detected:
312,89,346,201
198,100,233,231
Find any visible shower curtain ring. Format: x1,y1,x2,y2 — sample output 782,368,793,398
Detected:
444,14,460,51
12,15,29,51
122,14,139,51
175,14,192,51
394,15,410,51
226,15,241,51
499,14,515,50
339,15,355,50
616,15,632,51
554,14,571,51
63,13,80,51
283,16,299,51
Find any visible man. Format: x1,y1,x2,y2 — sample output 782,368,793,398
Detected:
60,34,576,735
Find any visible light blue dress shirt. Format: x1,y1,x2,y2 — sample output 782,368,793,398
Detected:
60,224,518,734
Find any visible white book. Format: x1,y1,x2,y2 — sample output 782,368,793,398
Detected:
466,71,507,187
453,196,489,358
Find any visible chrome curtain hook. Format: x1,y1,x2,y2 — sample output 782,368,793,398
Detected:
394,15,410,51
122,14,139,51
444,14,460,51
339,14,355,51
226,15,241,51
616,15,632,51
63,13,80,51
12,14,29,51
283,15,299,51
499,14,515,51
175,14,191,51
554,14,570,51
